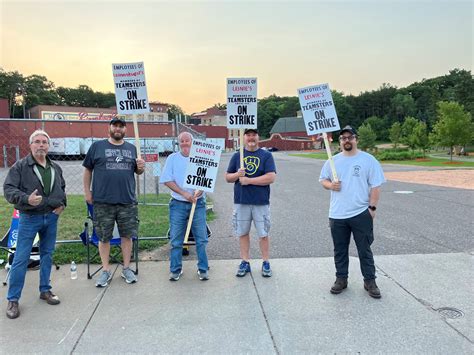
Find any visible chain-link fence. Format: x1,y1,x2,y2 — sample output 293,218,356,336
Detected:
1,119,181,190
0,118,221,273
0,118,212,241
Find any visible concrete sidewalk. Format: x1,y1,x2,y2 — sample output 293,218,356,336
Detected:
1,253,472,354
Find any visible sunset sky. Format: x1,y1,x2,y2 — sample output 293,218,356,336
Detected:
1,0,472,114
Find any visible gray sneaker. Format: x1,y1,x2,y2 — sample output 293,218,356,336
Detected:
169,270,183,281
95,270,112,287
197,269,209,281
121,267,137,284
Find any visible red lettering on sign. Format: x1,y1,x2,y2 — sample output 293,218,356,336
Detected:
304,92,324,100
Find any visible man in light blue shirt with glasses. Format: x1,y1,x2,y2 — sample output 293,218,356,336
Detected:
319,125,385,299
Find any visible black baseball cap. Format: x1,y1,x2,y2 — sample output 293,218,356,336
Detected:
339,125,356,136
244,128,258,134
110,117,126,126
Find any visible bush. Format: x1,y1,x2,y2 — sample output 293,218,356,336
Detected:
375,149,424,161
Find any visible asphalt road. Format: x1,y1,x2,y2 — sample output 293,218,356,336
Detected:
1,152,472,261
206,152,474,260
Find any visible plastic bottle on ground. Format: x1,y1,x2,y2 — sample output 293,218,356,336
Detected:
70,261,77,280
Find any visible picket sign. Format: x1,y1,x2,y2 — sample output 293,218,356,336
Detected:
183,190,200,244
182,138,222,243
132,114,141,159
322,132,338,182
226,77,258,170
298,83,340,182
112,61,149,159
239,129,244,169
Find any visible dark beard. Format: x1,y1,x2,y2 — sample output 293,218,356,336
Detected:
110,132,124,141
343,143,353,151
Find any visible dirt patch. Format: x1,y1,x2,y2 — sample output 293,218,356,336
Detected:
385,170,474,190
442,161,463,165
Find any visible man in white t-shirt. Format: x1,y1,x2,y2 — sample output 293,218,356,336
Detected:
160,132,209,281
319,126,386,299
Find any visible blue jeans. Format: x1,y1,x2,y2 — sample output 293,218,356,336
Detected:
7,212,59,301
169,198,208,273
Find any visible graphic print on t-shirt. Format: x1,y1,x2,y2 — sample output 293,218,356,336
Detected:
244,156,260,176
352,165,361,177
105,148,134,170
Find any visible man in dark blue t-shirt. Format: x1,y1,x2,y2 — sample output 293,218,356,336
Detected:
225,128,276,278
83,117,145,287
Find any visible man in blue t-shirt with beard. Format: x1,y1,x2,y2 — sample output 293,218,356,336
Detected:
226,128,276,278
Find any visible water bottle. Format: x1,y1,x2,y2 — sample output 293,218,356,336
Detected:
70,261,77,280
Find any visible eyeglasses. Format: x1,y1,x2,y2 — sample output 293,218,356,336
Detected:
339,135,355,142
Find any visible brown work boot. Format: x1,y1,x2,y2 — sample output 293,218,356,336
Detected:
364,279,381,299
330,277,348,294
40,291,61,305
6,301,20,319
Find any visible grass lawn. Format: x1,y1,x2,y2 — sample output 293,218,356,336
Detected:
291,152,329,159
290,152,474,168
0,194,215,264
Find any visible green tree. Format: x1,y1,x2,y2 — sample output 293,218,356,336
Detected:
346,83,397,129
0,68,25,117
257,95,303,137
401,116,419,151
75,85,96,107
430,101,473,161
24,74,60,109
167,104,184,120
213,103,227,110
257,95,284,137
405,69,474,127
332,90,354,128
389,122,402,148
56,85,96,107
413,121,430,157
363,115,390,141
94,91,116,108
390,93,416,123
357,123,376,151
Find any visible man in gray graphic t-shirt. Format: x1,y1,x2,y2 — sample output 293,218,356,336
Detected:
83,117,145,287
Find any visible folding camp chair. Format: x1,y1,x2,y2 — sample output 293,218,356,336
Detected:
1,209,58,286
79,203,139,279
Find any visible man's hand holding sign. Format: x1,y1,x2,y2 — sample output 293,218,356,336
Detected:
182,138,222,243
309,84,386,299
160,133,218,281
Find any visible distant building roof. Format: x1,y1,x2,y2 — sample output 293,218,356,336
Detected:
191,106,226,118
270,116,306,134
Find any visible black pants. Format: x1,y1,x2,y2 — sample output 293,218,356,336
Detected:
329,209,376,280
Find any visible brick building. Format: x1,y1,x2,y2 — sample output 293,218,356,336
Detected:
0,98,9,118
28,102,169,122
191,106,239,146
263,116,333,151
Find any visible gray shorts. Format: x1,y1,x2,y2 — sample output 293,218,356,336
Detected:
93,203,138,243
232,204,271,238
